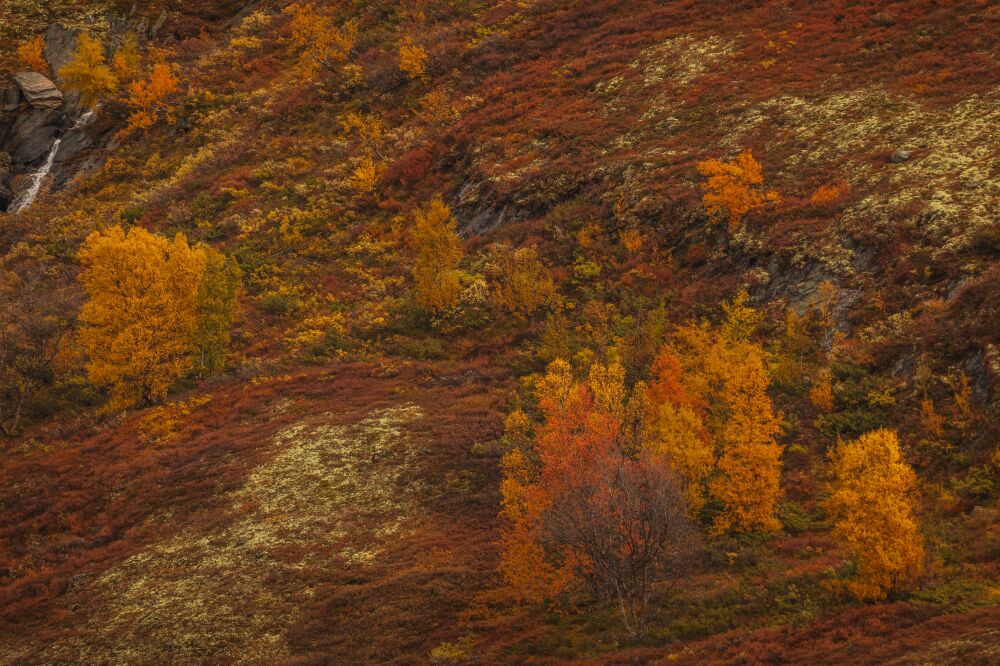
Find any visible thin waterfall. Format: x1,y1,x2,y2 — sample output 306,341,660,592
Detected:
71,109,97,130
10,109,97,214
10,138,61,213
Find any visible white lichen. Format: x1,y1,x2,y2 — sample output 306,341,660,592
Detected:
5,405,426,665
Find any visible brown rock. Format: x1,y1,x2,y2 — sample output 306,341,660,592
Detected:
11,72,63,110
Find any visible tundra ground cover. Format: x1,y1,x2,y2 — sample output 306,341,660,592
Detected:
1,0,999,662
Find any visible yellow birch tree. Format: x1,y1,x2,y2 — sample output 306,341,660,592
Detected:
59,33,118,108
826,428,924,600
77,226,206,409
410,198,464,313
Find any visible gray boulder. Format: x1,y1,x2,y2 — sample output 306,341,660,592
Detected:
12,72,63,110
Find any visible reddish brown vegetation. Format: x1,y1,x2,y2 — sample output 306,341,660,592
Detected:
2,0,999,662
0,361,505,644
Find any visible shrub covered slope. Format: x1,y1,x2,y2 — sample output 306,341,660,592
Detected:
1,1,999,663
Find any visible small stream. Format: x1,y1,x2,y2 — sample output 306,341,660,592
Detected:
9,109,96,214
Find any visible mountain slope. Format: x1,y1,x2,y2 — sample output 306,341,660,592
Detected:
1,1,999,663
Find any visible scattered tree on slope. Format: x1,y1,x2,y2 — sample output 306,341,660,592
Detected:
697,149,780,230
501,359,700,635
16,35,47,73
194,246,242,376
122,62,180,134
111,32,141,82
59,33,118,108
77,226,240,410
485,242,557,319
644,292,784,534
410,198,464,314
826,428,924,600
398,35,428,81
285,2,357,77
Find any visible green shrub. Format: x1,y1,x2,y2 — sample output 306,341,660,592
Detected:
779,500,822,533
398,336,445,360
429,634,474,664
950,466,995,499
120,207,143,224
258,292,295,316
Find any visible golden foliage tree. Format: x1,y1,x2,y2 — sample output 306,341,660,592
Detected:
58,33,118,108
646,400,713,515
499,364,576,601
919,396,945,439
17,35,47,73
341,112,387,159
720,287,763,343
643,346,713,513
77,226,205,410
193,246,242,375
500,408,532,450
588,359,627,421
643,294,784,534
498,445,573,603
534,357,575,414
410,198,464,313
123,63,180,134
350,153,382,196
486,242,557,319
417,87,460,127
697,149,780,230
772,308,814,385
398,35,428,80
499,359,699,633
825,429,924,600
710,344,783,534
285,2,357,77
112,32,142,81
809,367,834,412
952,373,973,421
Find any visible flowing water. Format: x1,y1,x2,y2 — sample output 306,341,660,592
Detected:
10,138,62,214
10,109,96,214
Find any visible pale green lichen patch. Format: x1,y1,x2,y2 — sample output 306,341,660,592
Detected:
629,35,737,88
5,404,425,665
595,34,737,136
726,86,1000,257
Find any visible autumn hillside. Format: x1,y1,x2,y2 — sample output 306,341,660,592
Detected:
1,1,999,663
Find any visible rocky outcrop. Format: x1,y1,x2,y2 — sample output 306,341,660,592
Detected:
43,24,80,83
11,73,63,110
0,67,109,212
0,27,116,212
0,74,65,167
0,152,13,211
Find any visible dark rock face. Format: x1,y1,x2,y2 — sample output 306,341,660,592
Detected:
1,84,19,113
0,75,66,168
43,24,81,83
0,28,110,212
0,98,107,211
0,152,13,211
42,24,85,117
